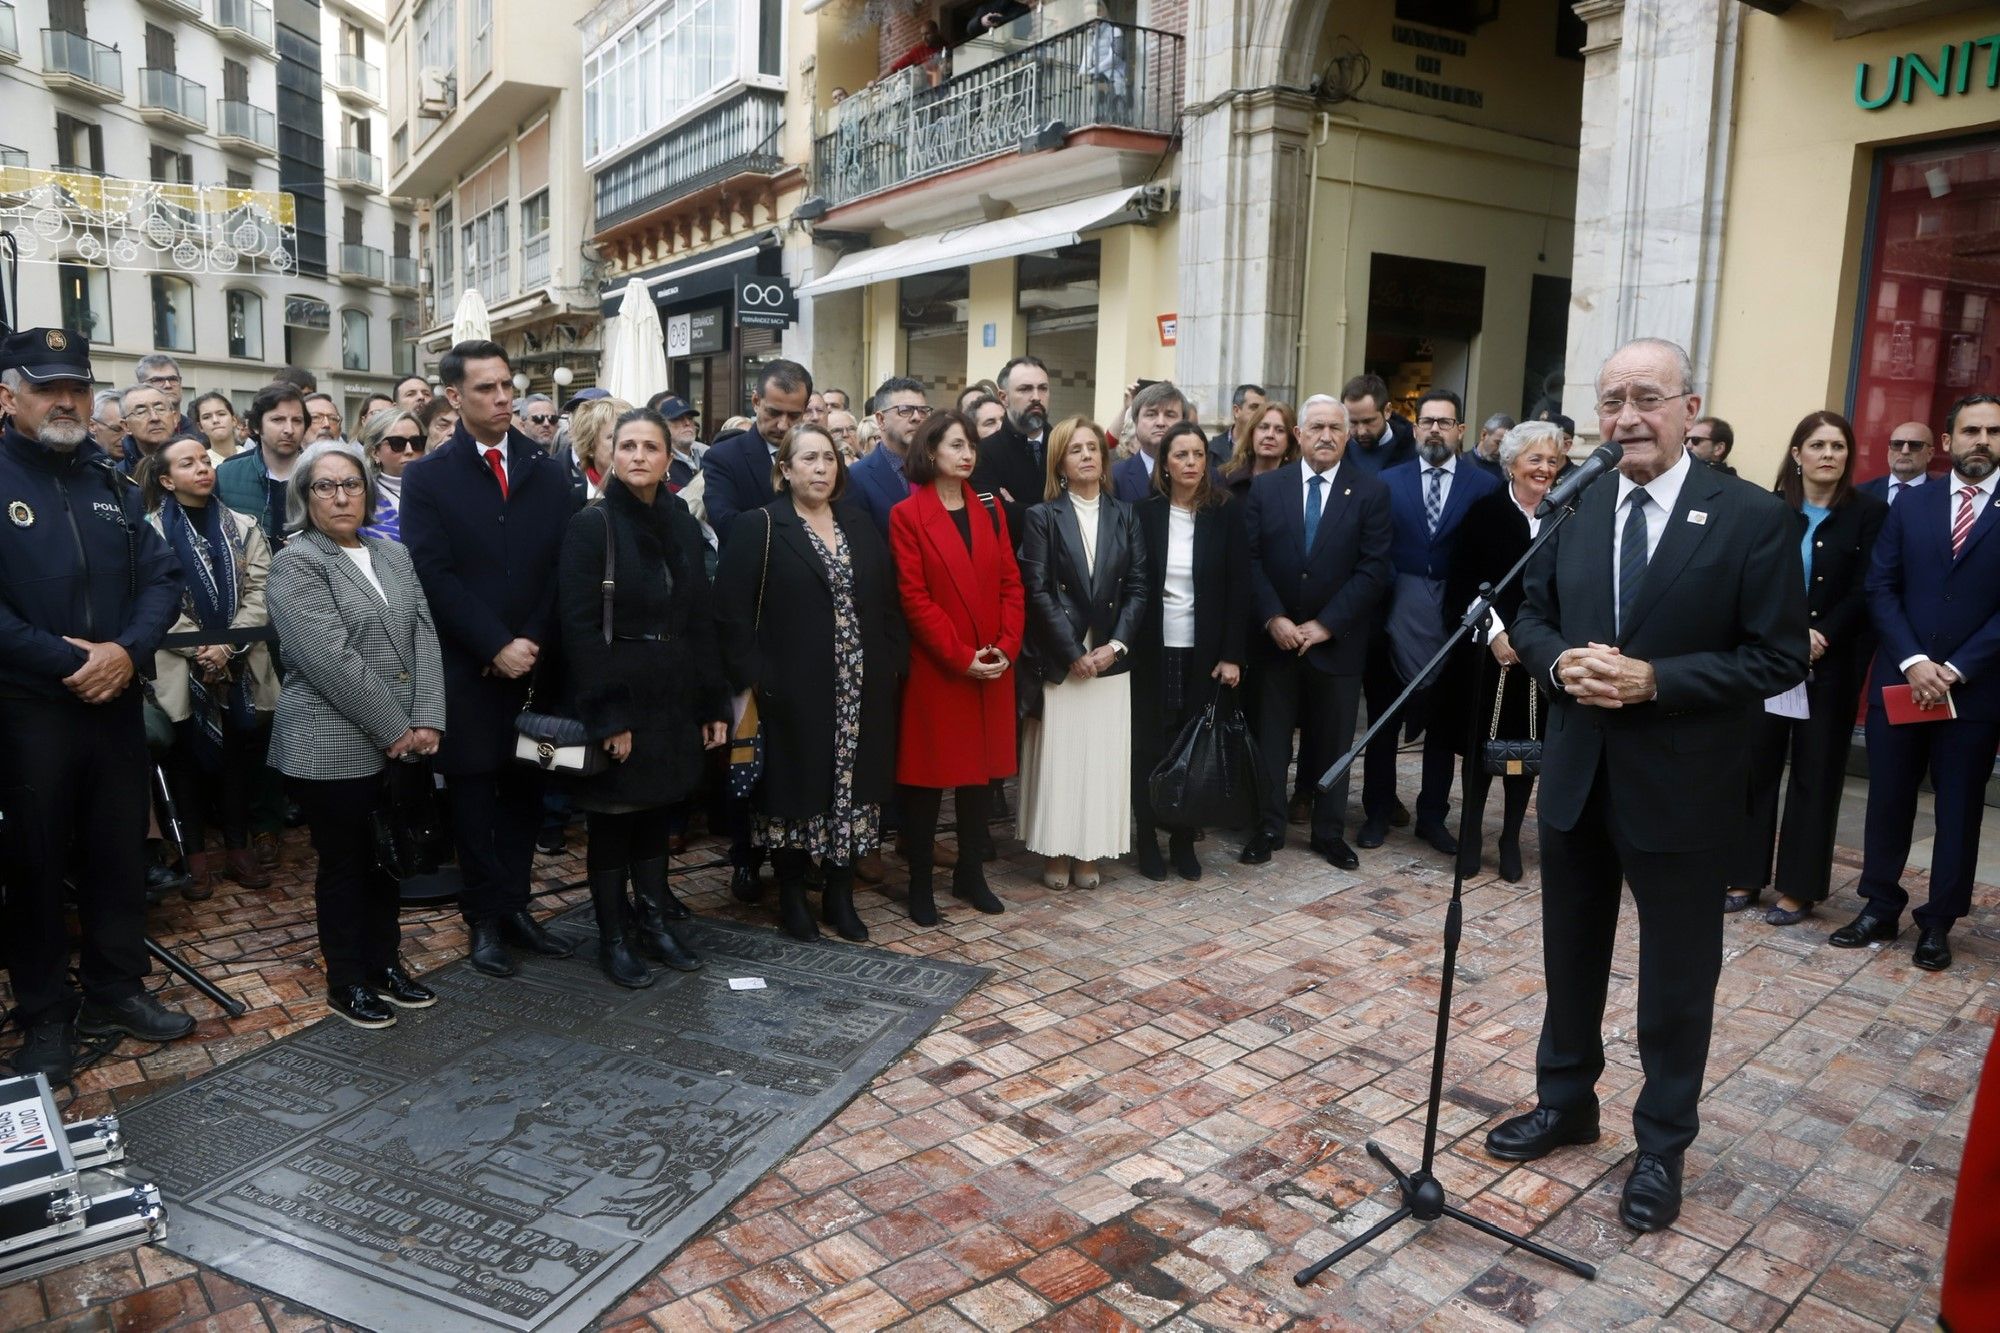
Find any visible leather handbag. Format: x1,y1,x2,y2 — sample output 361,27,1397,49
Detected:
515,509,615,775
1146,683,1264,831
1481,664,1542,777
370,757,447,879
725,511,771,800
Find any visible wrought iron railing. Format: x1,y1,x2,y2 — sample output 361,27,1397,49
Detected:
811,21,1181,210
139,68,207,127
41,28,122,95
593,86,784,229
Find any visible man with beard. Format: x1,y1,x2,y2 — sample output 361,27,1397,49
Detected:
1837,393,2000,972
849,377,929,539
970,355,1051,547
1111,381,1189,501
1360,390,1498,855
1340,373,1415,475
395,374,433,413
0,330,192,1084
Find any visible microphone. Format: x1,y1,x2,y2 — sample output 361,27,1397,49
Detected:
1536,438,1624,517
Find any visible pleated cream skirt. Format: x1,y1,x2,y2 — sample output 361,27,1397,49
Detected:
1018,670,1132,860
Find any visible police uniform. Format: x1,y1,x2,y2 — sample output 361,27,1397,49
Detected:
0,330,191,1082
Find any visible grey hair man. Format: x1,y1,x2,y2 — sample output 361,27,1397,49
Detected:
1471,413,1514,481
513,393,558,448
134,353,185,410
91,390,126,457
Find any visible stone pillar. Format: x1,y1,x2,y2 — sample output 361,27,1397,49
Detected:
1562,0,1740,442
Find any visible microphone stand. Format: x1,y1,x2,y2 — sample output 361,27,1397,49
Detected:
1293,489,1597,1287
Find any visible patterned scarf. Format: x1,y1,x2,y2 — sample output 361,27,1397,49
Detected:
161,494,257,768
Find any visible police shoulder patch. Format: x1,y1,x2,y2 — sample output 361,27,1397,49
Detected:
7,500,33,527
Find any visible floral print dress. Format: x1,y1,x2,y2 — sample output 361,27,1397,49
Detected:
753,522,881,863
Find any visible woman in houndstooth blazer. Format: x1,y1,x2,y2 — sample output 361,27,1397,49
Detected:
268,442,447,1031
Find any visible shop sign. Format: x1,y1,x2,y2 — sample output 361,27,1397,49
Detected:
1854,35,2000,111
665,308,727,358
284,295,331,330
735,275,797,329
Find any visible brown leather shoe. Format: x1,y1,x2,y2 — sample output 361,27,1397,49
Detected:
182,852,214,901
225,848,272,890
252,831,281,869
854,851,886,884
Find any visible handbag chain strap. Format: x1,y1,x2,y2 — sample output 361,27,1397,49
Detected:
755,509,771,628
1488,664,1540,742
600,504,617,645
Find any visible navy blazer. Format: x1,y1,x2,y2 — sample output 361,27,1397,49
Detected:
848,444,912,541
700,427,779,544
1379,456,1501,580
398,423,579,773
1857,473,1936,505
1110,452,1155,504
1866,477,2000,721
1242,462,1393,676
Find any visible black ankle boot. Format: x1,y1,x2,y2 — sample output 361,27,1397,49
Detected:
1498,778,1530,884
906,856,938,926
821,865,869,942
588,868,653,989
1134,830,1167,882
951,862,1004,915
1168,831,1202,881
631,858,702,971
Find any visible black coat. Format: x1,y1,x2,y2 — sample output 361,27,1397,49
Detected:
1242,463,1394,676
969,420,1044,550
1800,489,1887,683
1017,491,1149,683
400,424,579,773
1131,493,1249,715
714,496,907,820
1439,487,1544,756
557,481,727,811
700,427,779,545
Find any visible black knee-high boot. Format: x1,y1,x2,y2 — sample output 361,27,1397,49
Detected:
1457,763,1490,878
589,865,653,989
821,863,868,942
630,857,702,970
1498,777,1532,883
771,848,820,940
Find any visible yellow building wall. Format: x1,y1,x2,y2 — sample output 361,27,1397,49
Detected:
1710,7,1998,483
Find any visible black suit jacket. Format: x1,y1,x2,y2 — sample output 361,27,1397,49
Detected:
970,420,1044,550
399,424,580,773
1132,494,1249,714
1801,490,1887,676
700,427,779,544
1017,491,1149,682
1243,462,1393,676
1511,461,1808,852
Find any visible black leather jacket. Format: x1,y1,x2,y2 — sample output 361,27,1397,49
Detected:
1017,489,1149,683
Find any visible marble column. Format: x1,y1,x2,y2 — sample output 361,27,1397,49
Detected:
1562,0,1740,442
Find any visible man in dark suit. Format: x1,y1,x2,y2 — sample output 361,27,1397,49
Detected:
1857,421,1933,506
399,340,580,977
1241,394,1393,870
700,360,811,543
1487,338,1807,1233
1339,373,1415,475
1209,382,1267,473
970,355,1050,548
1359,389,1501,854
1836,393,2000,972
848,376,926,540
1110,381,1189,502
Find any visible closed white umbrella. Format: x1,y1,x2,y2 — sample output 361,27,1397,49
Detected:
450,287,491,344
601,276,667,406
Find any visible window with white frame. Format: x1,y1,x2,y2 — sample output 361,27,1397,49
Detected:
462,204,509,304
342,309,370,372
415,0,455,80
152,275,194,353
434,200,454,308
583,0,744,163
469,0,493,80
520,190,550,288
227,289,264,360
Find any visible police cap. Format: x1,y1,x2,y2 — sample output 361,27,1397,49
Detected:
0,329,94,385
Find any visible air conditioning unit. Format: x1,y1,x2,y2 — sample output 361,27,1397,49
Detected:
418,67,454,117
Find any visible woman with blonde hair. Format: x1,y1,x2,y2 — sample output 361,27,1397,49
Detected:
1016,416,1149,890
567,396,631,503
355,407,426,541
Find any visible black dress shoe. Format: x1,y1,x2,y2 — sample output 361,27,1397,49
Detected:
1390,799,1412,828
1497,838,1524,884
1828,911,1898,948
1619,1152,1683,1233
1484,1105,1601,1161
10,1020,75,1084
76,993,196,1043
499,910,576,958
1311,837,1360,870
466,920,516,977
1356,818,1388,849
730,864,763,904
1414,820,1460,856
328,985,397,1030
1238,833,1276,865
1913,926,1953,972
1168,833,1202,881
1134,838,1168,882
376,964,438,1008
146,859,192,903
535,828,566,855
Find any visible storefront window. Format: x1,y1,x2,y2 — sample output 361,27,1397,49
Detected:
901,268,970,407
1020,243,1100,420
1851,136,2000,480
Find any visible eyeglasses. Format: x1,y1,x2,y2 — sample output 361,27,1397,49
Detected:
1596,392,1692,416
307,477,367,498
381,435,425,452
1416,416,1459,429
128,404,173,418
143,374,182,388
883,404,933,422
829,426,857,439
1887,439,1929,451
525,414,555,426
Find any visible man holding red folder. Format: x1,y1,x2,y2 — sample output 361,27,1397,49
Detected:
1838,393,2000,971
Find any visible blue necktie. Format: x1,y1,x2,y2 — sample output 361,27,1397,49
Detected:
1305,473,1325,546
1618,487,1651,637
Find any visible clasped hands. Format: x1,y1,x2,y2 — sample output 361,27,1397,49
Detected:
61,638,135,704
1555,643,1657,708
486,637,539,679
1266,617,1331,655
965,645,1009,681
1067,644,1118,681
1905,658,1958,709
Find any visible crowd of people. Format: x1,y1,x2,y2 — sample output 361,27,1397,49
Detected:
1,325,1995,1126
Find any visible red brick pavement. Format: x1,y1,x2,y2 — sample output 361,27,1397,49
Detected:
3,781,1991,1331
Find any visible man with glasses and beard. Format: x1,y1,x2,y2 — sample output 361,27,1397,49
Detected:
971,355,1052,548
1859,422,1933,505
1340,373,1415,476
849,377,930,540
0,330,192,1084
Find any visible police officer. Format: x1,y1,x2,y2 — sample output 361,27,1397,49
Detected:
0,330,193,1084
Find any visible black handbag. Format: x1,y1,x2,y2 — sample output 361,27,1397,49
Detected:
1147,684,1264,831
725,511,770,800
515,507,615,775
1481,664,1542,777
370,757,447,879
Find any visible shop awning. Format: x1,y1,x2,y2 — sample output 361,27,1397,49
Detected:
796,186,1151,297
599,232,778,316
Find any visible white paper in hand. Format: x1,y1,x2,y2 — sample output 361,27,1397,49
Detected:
1763,682,1808,719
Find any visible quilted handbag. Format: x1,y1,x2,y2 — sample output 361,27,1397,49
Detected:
514,508,614,776
1480,664,1542,777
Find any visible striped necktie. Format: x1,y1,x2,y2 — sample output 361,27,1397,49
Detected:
1618,488,1650,636
1952,484,1979,558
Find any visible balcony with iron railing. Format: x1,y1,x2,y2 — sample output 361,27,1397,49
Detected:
138,68,207,132
334,146,383,192
592,85,785,231
214,0,274,52
388,255,419,291
338,242,385,285
810,20,1182,213
217,99,277,156
333,52,380,103
41,28,123,101
0,4,18,65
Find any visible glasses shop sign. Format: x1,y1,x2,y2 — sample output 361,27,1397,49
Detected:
665,308,726,359
1854,32,2000,110
735,275,797,329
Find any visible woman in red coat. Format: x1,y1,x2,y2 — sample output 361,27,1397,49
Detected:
890,409,1024,925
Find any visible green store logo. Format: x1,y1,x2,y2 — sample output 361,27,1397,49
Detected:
1855,35,2000,110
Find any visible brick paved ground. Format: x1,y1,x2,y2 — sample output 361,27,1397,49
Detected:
3,765,1991,1332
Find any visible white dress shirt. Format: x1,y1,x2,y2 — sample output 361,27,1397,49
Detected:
1886,473,1927,505
1899,467,1999,681
1611,448,1694,623
1162,504,1196,648
1418,454,1458,527
1300,457,1341,526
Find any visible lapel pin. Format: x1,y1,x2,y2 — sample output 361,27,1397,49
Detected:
1687,511,1708,525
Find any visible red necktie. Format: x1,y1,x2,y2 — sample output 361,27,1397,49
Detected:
1952,484,1978,557
484,446,509,500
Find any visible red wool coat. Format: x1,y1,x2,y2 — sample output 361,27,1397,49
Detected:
890,483,1025,788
